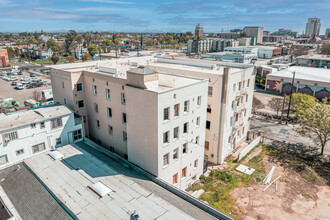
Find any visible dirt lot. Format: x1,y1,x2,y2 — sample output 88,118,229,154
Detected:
231,153,330,220
254,91,285,115
0,71,52,107
192,145,330,220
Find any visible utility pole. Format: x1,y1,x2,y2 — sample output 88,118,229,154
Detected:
286,71,296,125
280,93,286,123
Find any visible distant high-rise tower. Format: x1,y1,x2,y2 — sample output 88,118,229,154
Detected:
305,18,321,36
195,24,204,39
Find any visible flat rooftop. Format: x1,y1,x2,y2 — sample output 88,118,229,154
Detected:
297,54,330,61
267,66,330,83
25,143,216,220
0,105,72,132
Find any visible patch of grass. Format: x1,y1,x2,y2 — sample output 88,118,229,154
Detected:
33,59,66,65
301,193,312,199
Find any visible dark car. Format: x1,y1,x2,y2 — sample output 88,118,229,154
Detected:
11,81,17,86
26,82,43,89
18,71,23,75
30,73,35,77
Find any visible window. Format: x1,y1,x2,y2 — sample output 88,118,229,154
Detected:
93,85,97,96
230,117,233,125
56,138,61,145
182,167,187,179
163,153,169,166
62,82,64,88
208,86,213,96
73,129,82,141
123,131,127,142
232,101,234,109
30,123,36,128
2,132,18,141
184,100,189,113
183,122,188,134
32,143,45,154
183,142,188,154
235,113,239,122
238,82,241,90
233,83,236,91
207,105,211,113
40,122,45,129
108,125,113,135
94,103,99,113
228,136,231,143
247,79,250,87
96,120,100,128
78,100,84,108
243,81,245,88
51,118,62,129
121,93,126,105
237,98,240,107
242,127,245,135
192,175,197,180
164,107,170,120
195,136,199,144
196,117,200,126
64,98,66,104
244,109,247,116
197,96,201,106
206,120,211,130
173,94,176,99
16,149,24,156
173,173,178,184
174,104,179,117
173,127,179,139
205,141,209,150
173,148,179,160
77,83,83,91
106,89,111,100
107,107,112,118
122,113,127,124
0,155,8,165
246,94,248,102
194,159,198,168
163,131,169,144
237,130,240,137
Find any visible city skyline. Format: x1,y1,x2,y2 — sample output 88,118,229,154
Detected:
0,0,329,34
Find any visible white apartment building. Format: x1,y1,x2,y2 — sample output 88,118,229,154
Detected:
148,57,255,164
0,105,83,168
50,58,208,190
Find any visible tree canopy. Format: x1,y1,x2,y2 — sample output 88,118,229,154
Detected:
46,39,61,52
87,44,99,57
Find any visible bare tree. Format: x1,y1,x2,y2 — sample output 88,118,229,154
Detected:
292,47,309,57
268,97,283,117
0,97,5,113
252,96,265,114
30,91,45,104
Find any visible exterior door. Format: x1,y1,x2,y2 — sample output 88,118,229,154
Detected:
68,132,73,143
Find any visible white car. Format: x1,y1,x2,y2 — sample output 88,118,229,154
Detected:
21,80,31,84
9,76,18,81
15,83,24,90
31,77,41,82
20,76,31,81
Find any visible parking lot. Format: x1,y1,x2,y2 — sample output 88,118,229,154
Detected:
0,70,52,108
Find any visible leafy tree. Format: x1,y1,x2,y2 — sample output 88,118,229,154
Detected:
268,97,284,117
293,97,330,155
28,38,38,44
252,96,265,114
82,53,91,62
50,53,59,65
288,93,318,112
46,39,61,52
103,39,114,46
113,38,121,46
15,40,25,45
67,55,77,63
87,44,99,57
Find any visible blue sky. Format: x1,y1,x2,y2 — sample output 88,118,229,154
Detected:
0,0,329,34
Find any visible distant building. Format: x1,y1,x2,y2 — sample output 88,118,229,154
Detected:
296,54,330,68
195,24,204,39
224,46,282,59
243,26,264,44
0,49,8,67
187,39,234,54
271,29,298,38
218,33,241,40
305,18,321,36
266,66,330,99
238,38,252,46
230,29,243,34
0,105,83,168
325,28,330,38
263,35,283,43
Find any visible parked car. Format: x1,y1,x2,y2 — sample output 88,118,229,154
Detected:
18,71,23,75
21,76,30,81
30,73,35,77
43,81,51,85
26,82,43,89
8,76,18,81
11,81,17,86
15,83,24,90
31,77,41,82
21,80,31,84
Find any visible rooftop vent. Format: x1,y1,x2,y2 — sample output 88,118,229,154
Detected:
88,181,113,197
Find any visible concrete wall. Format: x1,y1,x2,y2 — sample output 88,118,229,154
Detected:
238,136,261,161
